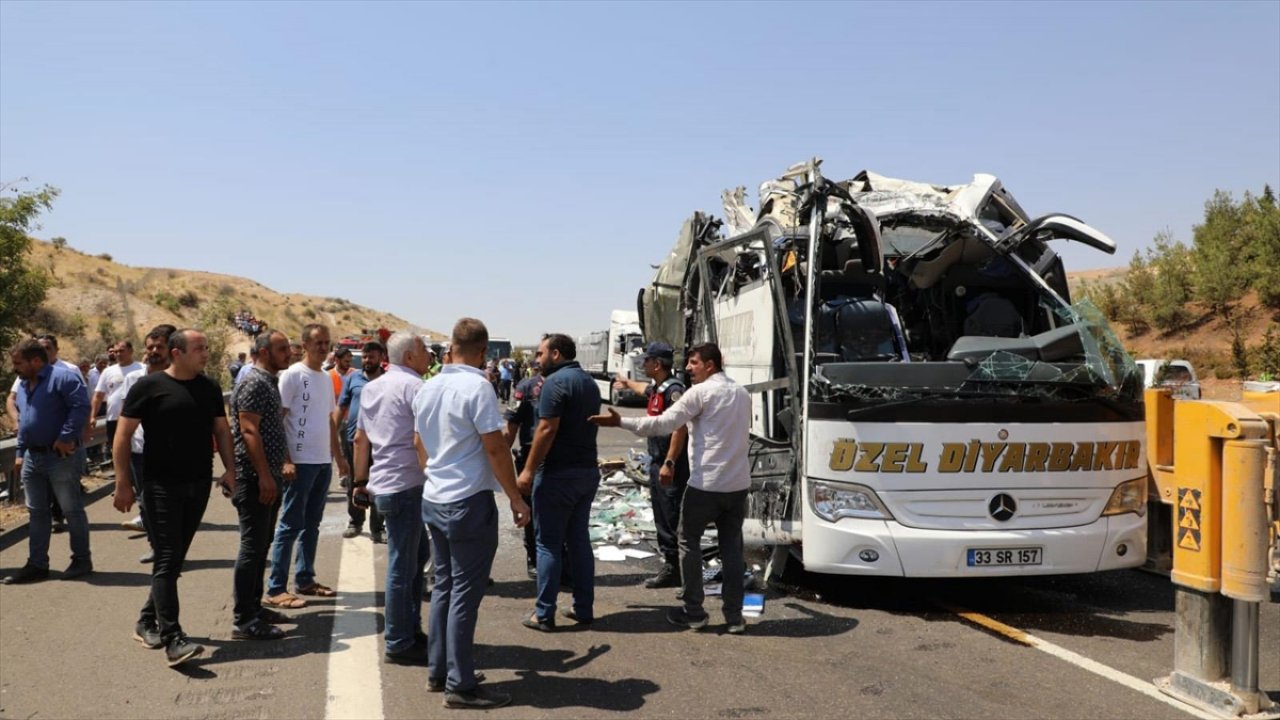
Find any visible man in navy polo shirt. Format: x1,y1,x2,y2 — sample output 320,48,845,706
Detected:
334,341,386,541
516,333,601,630
4,339,91,585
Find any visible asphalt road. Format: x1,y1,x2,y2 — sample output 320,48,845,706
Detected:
1,405,1276,720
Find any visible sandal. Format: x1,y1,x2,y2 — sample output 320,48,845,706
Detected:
522,613,555,632
263,592,307,609
297,583,337,597
232,620,286,641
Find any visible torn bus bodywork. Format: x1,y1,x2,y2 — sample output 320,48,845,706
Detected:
640,159,1147,577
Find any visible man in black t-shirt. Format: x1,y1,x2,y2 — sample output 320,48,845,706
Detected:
114,329,236,668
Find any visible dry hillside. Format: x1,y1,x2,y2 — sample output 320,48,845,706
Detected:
21,239,446,372
1067,267,1280,401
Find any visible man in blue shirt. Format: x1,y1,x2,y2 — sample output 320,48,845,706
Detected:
334,341,385,542
414,318,530,709
516,333,601,630
3,339,92,585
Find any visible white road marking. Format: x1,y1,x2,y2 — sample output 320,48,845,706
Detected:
325,532,384,720
940,603,1220,720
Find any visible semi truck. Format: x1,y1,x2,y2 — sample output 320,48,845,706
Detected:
640,159,1148,578
577,310,647,405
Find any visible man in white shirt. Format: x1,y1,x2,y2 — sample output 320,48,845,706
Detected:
89,340,143,461
414,318,529,709
591,342,751,634
266,324,349,606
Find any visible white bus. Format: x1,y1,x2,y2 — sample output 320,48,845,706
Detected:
640,161,1148,577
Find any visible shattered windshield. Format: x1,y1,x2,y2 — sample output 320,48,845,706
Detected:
812,300,1141,404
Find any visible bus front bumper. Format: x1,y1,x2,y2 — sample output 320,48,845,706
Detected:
800,513,1147,577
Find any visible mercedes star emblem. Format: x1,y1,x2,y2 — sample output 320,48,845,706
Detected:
989,493,1017,522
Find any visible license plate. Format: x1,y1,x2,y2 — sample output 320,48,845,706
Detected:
967,547,1042,567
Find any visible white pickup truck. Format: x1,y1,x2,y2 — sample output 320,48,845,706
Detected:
1134,358,1201,400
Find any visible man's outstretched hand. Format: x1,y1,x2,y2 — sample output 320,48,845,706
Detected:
587,408,622,427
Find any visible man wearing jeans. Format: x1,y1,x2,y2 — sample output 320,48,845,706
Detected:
352,331,431,665
516,333,601,631
335,341,386,542
268,324,349,606
2,339,91,585
113,328,236,666
230,331,291,641
415,318,530,709
591,342,751,634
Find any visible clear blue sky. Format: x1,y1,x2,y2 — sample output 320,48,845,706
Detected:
2,1,1277,342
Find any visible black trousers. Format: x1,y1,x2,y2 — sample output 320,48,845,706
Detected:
647,462,687,567
232,480,280,627
514,449,536,566
105,420,118,460
139,480,210,643
340,436,382,533
679,486,747,623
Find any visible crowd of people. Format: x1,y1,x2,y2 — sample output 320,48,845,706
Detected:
233,310,266,338
4,318,751,711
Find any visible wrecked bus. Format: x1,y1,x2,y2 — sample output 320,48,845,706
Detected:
640,159,1147,577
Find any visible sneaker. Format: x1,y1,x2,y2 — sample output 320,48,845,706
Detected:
370,531,386,544
443,686,512,710
342,526,360,539
428,671,485,693
165,635,205,667
51,519,67,534
133,621,163,649
726,619,747,635
666,608,708,631
1,564,49,585
121,517,145,532
139,551,155,564
644,564,680,589
61,559,94,580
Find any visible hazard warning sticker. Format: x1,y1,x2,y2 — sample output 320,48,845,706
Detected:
1177,488,1202,552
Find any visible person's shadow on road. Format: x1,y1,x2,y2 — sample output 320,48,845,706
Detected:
476,643,658,711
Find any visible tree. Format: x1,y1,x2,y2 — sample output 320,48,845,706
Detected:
1117,249,1154,334
1245,186,1280,308
1256,324,1280,380
1192,191,1252,319
0,181,59,352
1147,231,1194,333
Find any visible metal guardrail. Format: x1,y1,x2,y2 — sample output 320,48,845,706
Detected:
0,418,111,503
0,390,233,505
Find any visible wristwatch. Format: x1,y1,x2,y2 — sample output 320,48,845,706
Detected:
662,459,675,468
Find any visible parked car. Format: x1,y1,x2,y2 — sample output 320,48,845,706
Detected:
1135,358,1201,400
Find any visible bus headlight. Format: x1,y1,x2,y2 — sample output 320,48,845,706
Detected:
810,481,892,522
1102,477,1147,517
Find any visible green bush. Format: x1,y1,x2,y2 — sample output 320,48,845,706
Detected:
154,291,181,314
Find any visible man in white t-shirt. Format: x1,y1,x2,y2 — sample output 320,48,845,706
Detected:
266,324,349,606
89,340,144,461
